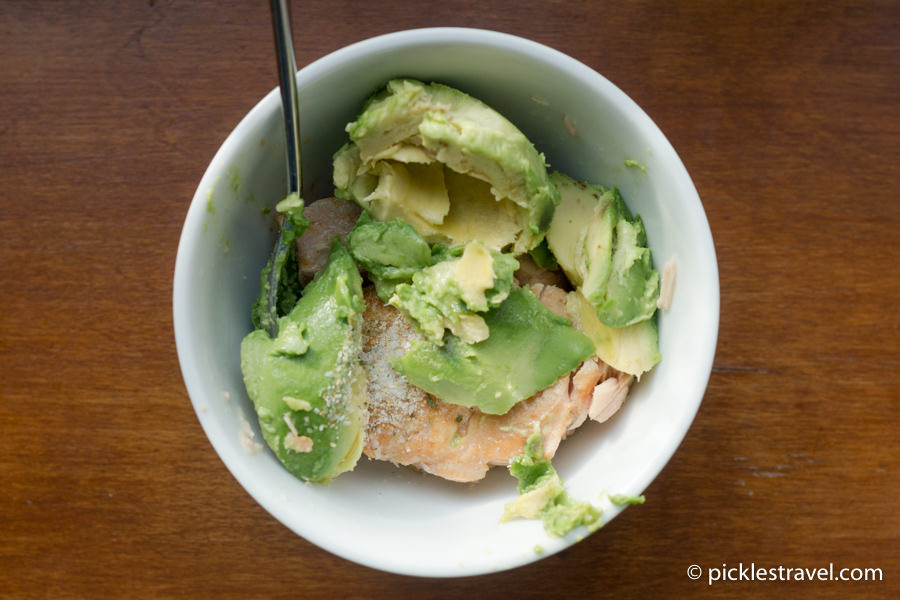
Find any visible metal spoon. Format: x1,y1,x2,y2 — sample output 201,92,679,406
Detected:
263,0,302,337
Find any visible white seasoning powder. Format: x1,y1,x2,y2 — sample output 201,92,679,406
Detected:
238,410,263,454
359,290,430,452
284,433,314,453
283,412,299,436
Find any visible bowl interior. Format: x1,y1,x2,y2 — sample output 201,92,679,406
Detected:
174,28,718,577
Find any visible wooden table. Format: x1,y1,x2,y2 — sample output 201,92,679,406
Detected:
2,1,897,597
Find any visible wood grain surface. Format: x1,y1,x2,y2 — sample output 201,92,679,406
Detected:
2,1,897,598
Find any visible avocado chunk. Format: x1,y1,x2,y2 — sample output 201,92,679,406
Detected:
567,289,660,377
393,285,594,415
528,238,559,272
501,428,603,536
389,240,519,344
240,241,368,483
333,79,558,254
349,212,520,344
601,210,659,327
546,172,660,328
250,193,310,332
346,211,433,300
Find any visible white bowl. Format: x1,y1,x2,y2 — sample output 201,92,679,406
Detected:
173,27,718,577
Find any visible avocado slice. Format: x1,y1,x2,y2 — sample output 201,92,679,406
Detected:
393,285,595,415
333,79,558,254
545,173,617,300
567,289,661,377
240,241,368,483
546,172,660,328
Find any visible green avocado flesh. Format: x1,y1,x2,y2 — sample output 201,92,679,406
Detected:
567,290,661,377
239,79,666,486
546,172,661,377
350,213,520,344
393,286,595,415
501,430,603,536
346,212,433,300
349,212,593,412
250,193,310,332
547,172,659,328
333,78,558,254
240,241,367,483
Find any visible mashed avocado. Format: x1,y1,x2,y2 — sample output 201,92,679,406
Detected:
348,214,519,343
609,493,646,506
501,429,603,537
389,240,519,344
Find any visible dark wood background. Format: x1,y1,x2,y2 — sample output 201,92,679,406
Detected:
2,1,897,598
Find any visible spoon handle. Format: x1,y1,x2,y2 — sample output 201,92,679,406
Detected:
262,0,303,338
271,0,302,194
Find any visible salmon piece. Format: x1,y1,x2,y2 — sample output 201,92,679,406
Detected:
657,258,677,311
360,284,632,483
295,196,362,282
530,282,569,318
590,372,634,423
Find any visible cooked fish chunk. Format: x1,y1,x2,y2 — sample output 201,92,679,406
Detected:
589,371,634,423
296,196,362,282
529,282,569,318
